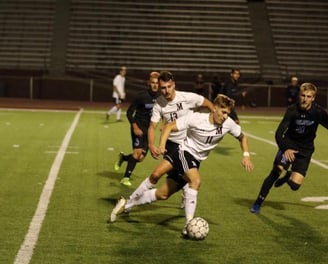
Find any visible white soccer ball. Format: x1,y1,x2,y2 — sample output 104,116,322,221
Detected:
186,217,209,240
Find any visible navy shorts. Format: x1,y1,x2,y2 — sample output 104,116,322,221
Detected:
274,149,312,176
130,125,148,155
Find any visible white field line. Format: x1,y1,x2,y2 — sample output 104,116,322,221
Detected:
14,109,82,264
245,132,328,170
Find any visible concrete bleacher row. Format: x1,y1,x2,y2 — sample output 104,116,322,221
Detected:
0,0,55,69
0,0,327,83
66,0,260,75
266,0,328,79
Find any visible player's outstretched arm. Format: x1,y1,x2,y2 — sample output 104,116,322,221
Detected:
159,121,178,155
148,121,161,159
238,133,254,172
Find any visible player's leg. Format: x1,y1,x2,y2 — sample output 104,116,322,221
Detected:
120,148,145,186
286,153,310,190
126,178,179,209
116,100,123,121
250,151,288,213
109,160,173,222
183,168,201,224
276,152,310,190
126,159,173,202
107,98,119,118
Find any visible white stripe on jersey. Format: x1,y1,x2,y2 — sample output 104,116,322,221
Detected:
151,91,205,144
176,112,241,161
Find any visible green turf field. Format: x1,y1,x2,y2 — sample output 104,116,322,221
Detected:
1,108,328,264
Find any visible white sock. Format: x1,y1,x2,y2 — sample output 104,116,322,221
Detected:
108,106,117,115
116,108,122,120
125,189,157,210
184,187,198,224
128,177,155,202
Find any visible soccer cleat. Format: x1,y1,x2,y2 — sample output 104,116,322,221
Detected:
109,196,127,222
250,203,261,214
274,171,291,188
114,152,124,171
181,224,188,237
106,113,110,120
120,177,132,186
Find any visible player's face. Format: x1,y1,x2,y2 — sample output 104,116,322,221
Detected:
299,90,315,110
231,70,240,81
159,79,176,101
120,68,127,76
149,77,159,93
213,106,230,125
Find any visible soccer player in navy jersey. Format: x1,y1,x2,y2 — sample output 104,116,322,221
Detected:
114,71,160,186
250,83,328,214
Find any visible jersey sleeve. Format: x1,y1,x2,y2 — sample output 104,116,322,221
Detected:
126,96,138,124
190,92,205,107
227,118,242,138
275,107,294,151
150,102,162,123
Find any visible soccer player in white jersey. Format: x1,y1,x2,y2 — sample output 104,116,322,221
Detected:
106,66,127,121
148,71,215,199
110,94,254,236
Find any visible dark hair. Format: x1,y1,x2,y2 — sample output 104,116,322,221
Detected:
231,68,240,74
159,71,174,82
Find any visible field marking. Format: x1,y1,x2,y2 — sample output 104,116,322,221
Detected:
14,109,82,264
245,132,328,170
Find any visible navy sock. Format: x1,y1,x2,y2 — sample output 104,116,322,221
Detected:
124,155,138,178
255,170,280,205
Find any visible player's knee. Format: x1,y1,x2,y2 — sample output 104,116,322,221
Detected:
189,179,201,190
150,172,161,184
287,180,301,191
156,192,169,200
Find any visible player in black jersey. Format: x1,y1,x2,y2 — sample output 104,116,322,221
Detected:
114,72,160,186
250,83,328,214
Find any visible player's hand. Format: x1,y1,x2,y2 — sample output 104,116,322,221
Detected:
149,144,161,159
242,157,254,172
133,125,143,136
284,149,298,162
159,145,167,155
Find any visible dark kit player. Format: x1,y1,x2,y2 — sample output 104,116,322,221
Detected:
250,83,328,214
114,72,160,186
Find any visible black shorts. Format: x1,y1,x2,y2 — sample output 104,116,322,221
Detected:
113,98,124,105
165,140,188,190
274,149,312,176
130,125,148,155
165,148,200,177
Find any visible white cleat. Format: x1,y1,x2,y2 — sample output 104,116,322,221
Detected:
109,196,127,223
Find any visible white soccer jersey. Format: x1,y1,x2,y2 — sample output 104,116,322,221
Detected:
176,112,242,161
151,91,205,144
112,74,126,99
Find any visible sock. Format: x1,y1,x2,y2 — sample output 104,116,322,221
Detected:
128,177,155,201
122,154,131,162
130,189,157,208
108,106,117,115
254,170,280,205
124,155,138,178
184,186,198,224
116,108,122,120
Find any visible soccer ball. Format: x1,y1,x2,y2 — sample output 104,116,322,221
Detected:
186,217,209,240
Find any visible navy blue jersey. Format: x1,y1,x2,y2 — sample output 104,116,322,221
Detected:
275,103,328,153
126,89,157,128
